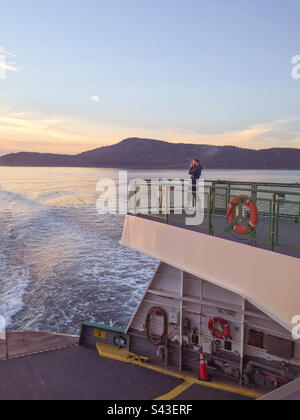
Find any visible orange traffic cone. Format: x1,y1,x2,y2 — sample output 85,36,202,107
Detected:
199,349,209,381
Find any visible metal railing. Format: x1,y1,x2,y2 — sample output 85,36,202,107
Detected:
129,180,300,255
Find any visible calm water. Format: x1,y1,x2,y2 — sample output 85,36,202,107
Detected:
0,167,299,335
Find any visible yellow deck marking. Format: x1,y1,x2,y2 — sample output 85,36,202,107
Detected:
155,382,193,400
0,344,78,361
96,342,263,400
96,342,149,363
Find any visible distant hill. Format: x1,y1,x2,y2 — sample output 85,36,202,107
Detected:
1,137,300,169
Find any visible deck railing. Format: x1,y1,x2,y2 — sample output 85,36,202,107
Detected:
129,180,300,254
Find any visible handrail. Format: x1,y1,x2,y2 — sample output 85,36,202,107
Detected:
142,179,300,196
130,180,300,255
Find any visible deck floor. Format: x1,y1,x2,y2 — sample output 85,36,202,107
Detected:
0,345,252,401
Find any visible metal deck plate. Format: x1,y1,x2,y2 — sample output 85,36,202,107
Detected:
0,345,255,400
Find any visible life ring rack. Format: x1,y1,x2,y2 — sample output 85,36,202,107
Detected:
227,196,259,235
208,317,231,340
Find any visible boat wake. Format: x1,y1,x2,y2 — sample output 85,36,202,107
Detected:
0,187,156,334
0,226,31,328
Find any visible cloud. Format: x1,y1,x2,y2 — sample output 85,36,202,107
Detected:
0,111,299,156
0,113,92,154
90,96,99,103
163,118,300,150
0,62,22,72
0,46,15,57
0,46,22,76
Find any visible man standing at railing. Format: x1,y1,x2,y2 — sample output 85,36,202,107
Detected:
189,159,203,207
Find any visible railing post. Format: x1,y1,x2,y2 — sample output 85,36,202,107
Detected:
252,184,257,202
208,188,214,235
134,180,137,215
276,195,281,246
165,184,169,224
207,191,211,234
226,183,231,210
270,193,277,251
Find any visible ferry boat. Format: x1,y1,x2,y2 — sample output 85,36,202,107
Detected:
0,180,299,401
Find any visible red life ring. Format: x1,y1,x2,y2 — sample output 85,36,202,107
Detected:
208,318,230,340
227,196,259,235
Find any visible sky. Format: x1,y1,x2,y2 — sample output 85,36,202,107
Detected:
0,0,300,156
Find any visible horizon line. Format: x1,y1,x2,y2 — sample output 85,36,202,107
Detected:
1,136,300,158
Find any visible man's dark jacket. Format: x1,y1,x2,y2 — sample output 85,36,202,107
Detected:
189,164,203,184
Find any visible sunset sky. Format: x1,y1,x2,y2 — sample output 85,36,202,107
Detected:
0,0,300,156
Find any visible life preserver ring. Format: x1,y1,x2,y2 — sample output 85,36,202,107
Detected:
227,196,259,235
208,317,230,340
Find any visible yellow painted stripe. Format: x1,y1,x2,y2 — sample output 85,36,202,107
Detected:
96,342,263,400
155,382,193,401
3,344,78,360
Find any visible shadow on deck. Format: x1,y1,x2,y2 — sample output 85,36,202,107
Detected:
0,343,252,401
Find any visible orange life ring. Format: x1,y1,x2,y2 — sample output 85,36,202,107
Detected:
227,196,259,235
208,317,230,340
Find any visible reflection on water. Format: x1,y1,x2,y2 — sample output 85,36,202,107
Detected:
0,167,299,334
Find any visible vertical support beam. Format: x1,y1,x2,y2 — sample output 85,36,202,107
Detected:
179,270,184,371
240,299,246,385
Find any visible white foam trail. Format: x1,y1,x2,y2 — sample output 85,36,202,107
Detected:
0,253,31,327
